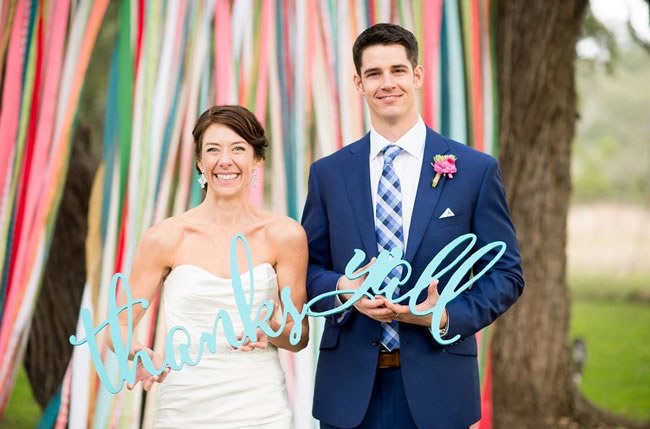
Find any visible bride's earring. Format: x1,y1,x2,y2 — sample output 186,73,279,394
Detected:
251,168,257,188
198,171,207,189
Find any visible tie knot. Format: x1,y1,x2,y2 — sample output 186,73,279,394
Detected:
382,145,402,166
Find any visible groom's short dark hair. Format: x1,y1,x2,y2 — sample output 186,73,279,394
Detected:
352,23,419,75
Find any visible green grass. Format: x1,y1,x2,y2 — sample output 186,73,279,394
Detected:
0,365,41,428
570,298,650,421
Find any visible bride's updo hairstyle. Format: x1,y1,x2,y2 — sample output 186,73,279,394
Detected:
192,105,269,174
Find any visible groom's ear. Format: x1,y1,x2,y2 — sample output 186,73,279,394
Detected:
353,74,364,95
413,64,424,89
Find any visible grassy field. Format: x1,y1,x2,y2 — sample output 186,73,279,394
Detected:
570,299,650,421
567,203,650,421
0,366,41,428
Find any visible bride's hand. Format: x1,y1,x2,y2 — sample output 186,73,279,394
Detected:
127,348,171,391
237,327,269,352
236,305,275,352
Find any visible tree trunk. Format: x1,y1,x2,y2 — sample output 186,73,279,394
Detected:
24,126,96,408
493,2,648,428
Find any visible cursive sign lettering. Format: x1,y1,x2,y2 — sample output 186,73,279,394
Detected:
70,233,505,393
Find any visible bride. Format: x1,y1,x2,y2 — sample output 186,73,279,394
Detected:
109,105,309,428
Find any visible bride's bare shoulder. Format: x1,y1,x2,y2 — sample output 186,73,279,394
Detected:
265,213,307,247
139,216,185,254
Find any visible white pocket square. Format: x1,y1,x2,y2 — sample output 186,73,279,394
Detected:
439,208,455,219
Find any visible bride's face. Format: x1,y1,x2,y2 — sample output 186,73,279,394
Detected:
197,123,259,198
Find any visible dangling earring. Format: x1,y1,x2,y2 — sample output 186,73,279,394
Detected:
198,171,207,189
251,168,258,188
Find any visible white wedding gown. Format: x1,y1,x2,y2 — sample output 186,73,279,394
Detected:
153,263,291,428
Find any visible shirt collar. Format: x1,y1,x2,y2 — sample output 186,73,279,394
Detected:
370,116,426,161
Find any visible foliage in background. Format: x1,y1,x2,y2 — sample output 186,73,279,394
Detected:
78,1,119,159
573,43,650,204
573,7,650,204
580,5,620,70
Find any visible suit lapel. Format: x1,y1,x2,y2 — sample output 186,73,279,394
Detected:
341,134,378,258
405,128,451,261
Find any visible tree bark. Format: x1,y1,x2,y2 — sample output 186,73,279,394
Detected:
493,2,649,428
24,126,96,408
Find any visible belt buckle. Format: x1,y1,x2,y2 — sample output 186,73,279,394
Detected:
377,349,400,368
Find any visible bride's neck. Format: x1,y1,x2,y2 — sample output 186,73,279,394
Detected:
199,195,257,228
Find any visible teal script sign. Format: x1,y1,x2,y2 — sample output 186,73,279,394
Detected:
70,233,505,393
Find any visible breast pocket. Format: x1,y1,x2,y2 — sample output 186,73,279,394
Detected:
434,214,471,235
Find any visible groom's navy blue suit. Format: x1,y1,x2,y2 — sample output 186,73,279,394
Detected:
302,127,524,429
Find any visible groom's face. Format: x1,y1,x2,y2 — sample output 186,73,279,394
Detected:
354,44,423,128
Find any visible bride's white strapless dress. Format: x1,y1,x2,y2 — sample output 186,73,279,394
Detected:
153,263,291,428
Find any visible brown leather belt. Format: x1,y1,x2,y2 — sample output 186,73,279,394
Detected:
378,349,400,368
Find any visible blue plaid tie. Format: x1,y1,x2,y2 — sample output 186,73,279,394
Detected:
376,145,404,351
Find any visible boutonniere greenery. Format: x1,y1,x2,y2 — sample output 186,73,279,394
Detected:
431,154,457,188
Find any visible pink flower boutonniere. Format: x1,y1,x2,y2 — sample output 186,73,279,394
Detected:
431,154,458,188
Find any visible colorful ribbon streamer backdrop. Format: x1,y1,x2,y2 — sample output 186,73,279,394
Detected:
0,1,498,428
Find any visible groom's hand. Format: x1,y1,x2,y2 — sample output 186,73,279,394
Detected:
353,295,394,322
336,258,393,322
382,279,448,329
336,257,376,304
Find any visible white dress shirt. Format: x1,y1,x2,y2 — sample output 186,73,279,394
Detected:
336,117,448,334
369,117,426,252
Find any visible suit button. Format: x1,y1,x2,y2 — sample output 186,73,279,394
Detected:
371,339,379,346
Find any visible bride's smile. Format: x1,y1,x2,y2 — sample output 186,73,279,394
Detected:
197,122,260,196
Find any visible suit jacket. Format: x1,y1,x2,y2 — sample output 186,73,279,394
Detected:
301,127,524,428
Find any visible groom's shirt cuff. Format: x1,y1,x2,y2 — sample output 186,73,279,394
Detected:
334,276,351,323
440,315,449,337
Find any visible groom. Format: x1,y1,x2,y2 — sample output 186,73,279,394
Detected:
302,23,524,428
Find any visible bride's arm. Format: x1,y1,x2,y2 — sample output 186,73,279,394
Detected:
105,220,178,359
266,219,310,352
